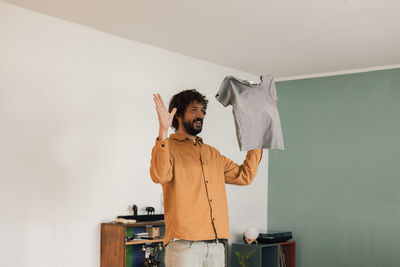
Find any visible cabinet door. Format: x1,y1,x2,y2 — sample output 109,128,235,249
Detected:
231,243,279,267
261,245,279,267
231,244,261,267
101,224,125,267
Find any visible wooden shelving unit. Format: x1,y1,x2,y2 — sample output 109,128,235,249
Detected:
101,221,165,267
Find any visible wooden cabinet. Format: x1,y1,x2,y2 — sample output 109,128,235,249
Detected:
231,241,296,267
101,221,165,267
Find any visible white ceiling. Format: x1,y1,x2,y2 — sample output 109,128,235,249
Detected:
3,0,400,78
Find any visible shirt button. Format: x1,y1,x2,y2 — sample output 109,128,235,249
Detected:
209,199,212,202
212,218,215,221
194,143,197,146
205,180,209,183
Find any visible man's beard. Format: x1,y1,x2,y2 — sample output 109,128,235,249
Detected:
183,118,203,136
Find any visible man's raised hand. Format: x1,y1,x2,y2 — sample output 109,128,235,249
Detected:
153,93,177,140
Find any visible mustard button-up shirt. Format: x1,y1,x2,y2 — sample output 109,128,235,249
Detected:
150,133,262,245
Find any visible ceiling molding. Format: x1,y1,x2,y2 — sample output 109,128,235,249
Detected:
276,64,400,82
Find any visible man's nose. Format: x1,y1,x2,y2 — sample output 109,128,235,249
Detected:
196,111,204,118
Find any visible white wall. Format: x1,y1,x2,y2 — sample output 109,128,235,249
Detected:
0,2,268,266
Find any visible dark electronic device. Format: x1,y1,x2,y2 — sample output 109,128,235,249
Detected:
118,214,164,222
256,231,292,244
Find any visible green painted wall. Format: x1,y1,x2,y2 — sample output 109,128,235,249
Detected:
269,68,400,267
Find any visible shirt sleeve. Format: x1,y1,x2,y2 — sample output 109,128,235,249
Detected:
268,76,279,103
150,138,173,184
222,149,263,185
215,76,233,107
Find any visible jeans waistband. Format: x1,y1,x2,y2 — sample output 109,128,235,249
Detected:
171,238,227,244
195,239,226,244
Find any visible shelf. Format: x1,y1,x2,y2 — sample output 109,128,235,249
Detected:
125,238,164,245
280,241,296,245
102,220,165,227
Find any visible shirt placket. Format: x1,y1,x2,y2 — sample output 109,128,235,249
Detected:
197,143,218,238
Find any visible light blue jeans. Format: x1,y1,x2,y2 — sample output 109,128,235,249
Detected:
164,240,225,267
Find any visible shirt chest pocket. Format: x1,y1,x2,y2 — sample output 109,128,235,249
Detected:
174,152,206,185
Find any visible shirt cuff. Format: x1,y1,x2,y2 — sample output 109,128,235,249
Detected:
155,138,169,151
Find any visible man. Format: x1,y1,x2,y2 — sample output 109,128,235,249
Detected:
150,89,262,267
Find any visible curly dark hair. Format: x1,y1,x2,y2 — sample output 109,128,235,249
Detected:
168,89,208,131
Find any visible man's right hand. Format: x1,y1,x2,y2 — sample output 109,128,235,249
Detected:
153,93,177,141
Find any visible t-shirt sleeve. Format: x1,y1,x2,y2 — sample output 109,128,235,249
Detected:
268,76,279,103
215,76,233,107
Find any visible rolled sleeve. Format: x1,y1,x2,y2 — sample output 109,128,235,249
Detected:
150,138,173,184
223,149,263,185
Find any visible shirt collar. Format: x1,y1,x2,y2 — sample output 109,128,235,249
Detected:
170,133,203,144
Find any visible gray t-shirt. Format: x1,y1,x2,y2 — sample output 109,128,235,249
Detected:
216,75,284,151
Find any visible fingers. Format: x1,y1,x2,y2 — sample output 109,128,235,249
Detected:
153,95,162,120
154,93,172,115
155,106,161,121
153,94,162,109
153,94,166,111
158,94,167,110
154,103,161,115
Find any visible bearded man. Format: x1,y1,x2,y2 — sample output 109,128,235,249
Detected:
150,89,262,267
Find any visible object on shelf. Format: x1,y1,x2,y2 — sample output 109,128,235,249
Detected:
115,218,137,224
146,206,155,215
135,232,150,238
244,226,259,244
256,231,292,244
141,243,163,267
146,226,161,238
132,204,138,216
